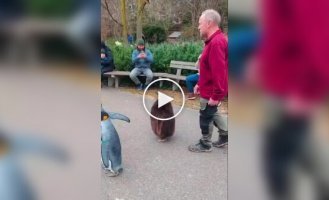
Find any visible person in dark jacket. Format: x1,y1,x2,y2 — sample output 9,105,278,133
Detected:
101,41,115,86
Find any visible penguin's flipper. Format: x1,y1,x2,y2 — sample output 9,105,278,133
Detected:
101,140,110,169
11,134,69,163
109,113,130,123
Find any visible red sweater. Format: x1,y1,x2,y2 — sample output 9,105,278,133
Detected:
198,30,228,101
259,0,329,103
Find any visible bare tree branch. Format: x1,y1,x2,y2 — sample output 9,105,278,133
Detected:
102,0,123,27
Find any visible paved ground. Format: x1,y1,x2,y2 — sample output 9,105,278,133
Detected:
101,87,227,200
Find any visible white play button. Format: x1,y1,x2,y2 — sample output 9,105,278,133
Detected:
143,78,185,121
157,91,174,108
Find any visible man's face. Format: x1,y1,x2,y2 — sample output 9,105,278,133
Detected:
198,16,209,40
137,45,145,50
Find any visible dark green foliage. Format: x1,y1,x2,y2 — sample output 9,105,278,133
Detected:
143,25,167,44
148,42,203,72
107,41,203,73
27,0,74,18
107,43,134,71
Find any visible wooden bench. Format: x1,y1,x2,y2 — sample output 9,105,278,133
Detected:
104,71,168,88
104,60,197,89
166,60,198,90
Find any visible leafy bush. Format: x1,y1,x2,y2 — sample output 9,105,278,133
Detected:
143,25,167,44
106,41,203,73
148,42,203,73
27,0,74,18
107,43,134,71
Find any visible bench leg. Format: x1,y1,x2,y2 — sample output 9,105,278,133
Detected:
115,77,119,88
159,77,163,88
172,81,178,91
108,77,114,87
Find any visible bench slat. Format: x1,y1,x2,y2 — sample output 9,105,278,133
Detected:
170,60,196,66
104,71,130,76
169,65,197,71
169,61,197,71
104,71,168,77
154,72,168,76
160,74,186,80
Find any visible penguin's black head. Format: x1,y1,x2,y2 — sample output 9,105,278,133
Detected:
101,111,109,121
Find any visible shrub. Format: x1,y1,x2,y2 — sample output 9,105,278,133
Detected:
107,43,134,71
143,25,167,44
27,0,74,18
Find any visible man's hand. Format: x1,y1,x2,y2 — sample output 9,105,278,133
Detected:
285,94,315,116
101,53,106,59
193,84,200,94
208,98,219,106
140,53,146,58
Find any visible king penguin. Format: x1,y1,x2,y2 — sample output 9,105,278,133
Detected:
150,100,175,142
0,129,68,200
101,107,130,177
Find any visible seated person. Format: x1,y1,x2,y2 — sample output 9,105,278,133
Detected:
129,39,154,90
186,54,202,100
101,41,115,86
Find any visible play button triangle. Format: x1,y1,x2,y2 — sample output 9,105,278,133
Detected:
158,91,174,108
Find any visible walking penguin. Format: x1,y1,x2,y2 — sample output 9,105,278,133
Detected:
101,106,130,176
150,100,175,142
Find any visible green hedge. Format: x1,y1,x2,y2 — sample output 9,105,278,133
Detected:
27,0,74,18
107,41,203,73
143,25,167,44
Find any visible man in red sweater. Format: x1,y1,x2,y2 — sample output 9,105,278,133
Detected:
188,9,228,152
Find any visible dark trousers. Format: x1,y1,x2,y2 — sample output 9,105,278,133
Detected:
199,98,218,148
263,114,309,199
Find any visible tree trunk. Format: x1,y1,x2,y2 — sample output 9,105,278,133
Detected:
120,0,128,43
136,0,143,40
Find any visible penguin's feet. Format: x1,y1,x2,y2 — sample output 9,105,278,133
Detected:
105,170,120,177
104,168,123,177
157,138,168,142
107,171,120,177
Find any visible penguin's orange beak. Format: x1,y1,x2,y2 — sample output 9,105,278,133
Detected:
102,115,109,121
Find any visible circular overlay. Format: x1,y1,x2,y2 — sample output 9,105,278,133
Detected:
143,78,185,121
